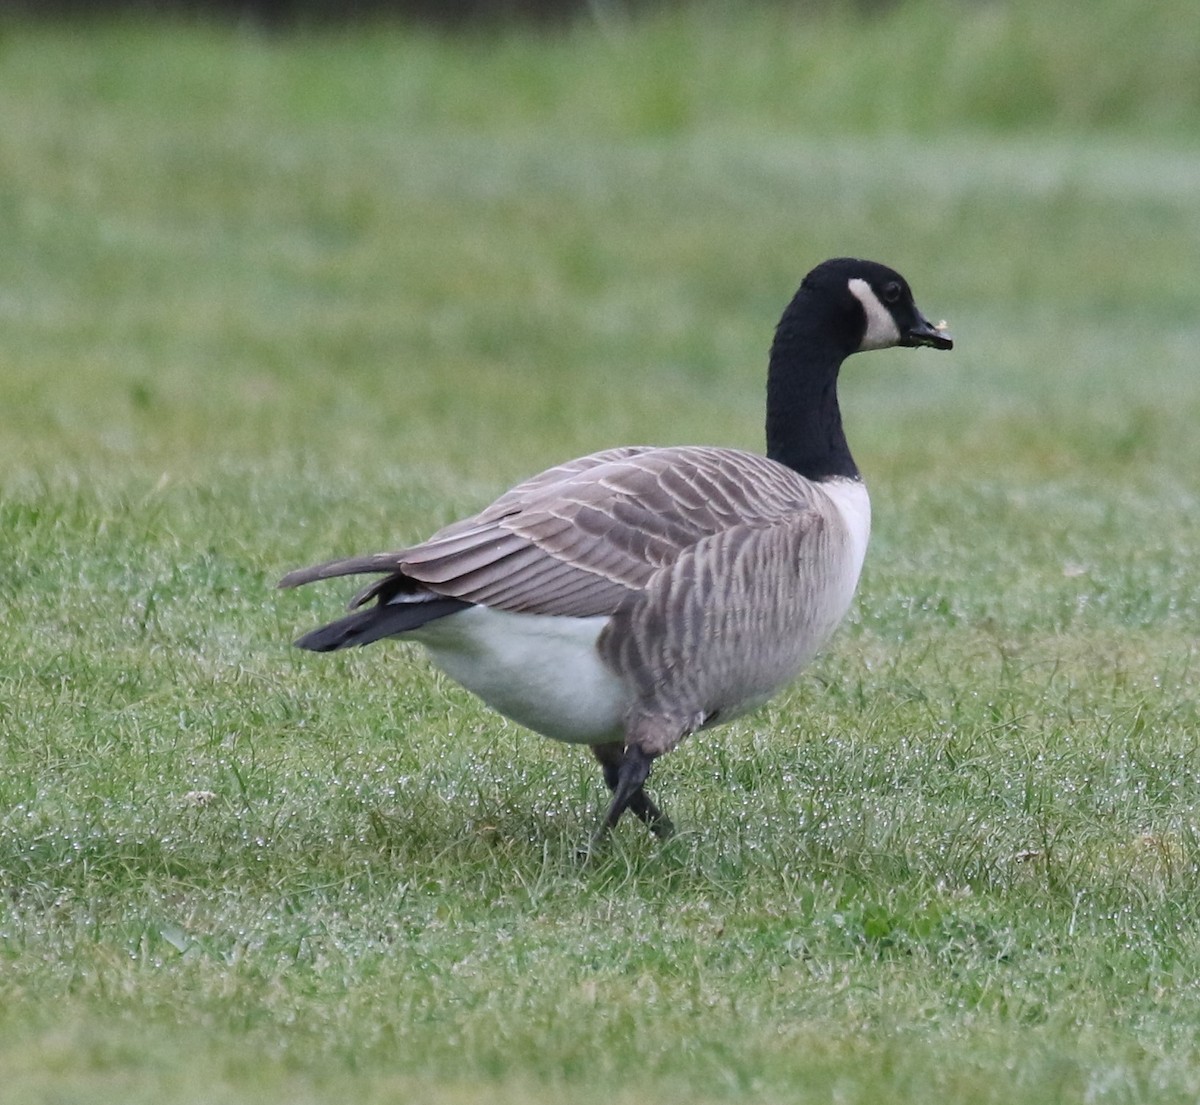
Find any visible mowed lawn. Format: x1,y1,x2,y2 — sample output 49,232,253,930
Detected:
2,4,1200,1103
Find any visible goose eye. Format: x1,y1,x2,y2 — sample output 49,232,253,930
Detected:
881,281,902,305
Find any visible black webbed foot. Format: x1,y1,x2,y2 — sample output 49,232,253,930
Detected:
590,742,674,841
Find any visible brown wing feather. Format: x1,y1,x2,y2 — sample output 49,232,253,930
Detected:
280,445,823,618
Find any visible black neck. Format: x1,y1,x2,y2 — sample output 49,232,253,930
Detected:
765,293,860,481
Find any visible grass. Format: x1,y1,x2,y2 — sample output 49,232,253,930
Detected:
2,1,1200,1101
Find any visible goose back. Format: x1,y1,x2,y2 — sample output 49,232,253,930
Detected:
284,445,862,621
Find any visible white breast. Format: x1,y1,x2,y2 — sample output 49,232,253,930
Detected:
816,476,872,590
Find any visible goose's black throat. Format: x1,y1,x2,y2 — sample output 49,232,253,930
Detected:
765,302,859,482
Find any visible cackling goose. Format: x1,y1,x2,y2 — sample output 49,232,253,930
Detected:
280,257,953,839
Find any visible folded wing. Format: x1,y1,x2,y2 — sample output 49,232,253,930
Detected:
279,445,821,619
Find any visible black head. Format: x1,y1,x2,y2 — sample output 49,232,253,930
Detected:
799,257,953,353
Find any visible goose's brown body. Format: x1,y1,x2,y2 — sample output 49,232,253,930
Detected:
280,257,952,837
280,445,870,752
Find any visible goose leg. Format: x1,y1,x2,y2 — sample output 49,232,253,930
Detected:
591,742,674,839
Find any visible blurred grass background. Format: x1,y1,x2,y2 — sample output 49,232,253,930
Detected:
2,2,1200,1103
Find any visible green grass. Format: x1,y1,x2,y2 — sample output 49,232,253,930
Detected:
2,2,1200,1102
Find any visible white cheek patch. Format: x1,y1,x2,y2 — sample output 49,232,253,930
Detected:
848,278,901,351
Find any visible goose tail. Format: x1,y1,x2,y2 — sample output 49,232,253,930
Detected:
294,596,471,652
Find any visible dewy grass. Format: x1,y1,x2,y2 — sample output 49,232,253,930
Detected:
2,3,1200,1103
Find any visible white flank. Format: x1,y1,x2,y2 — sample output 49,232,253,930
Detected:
411,606,627,745
847,278,901,350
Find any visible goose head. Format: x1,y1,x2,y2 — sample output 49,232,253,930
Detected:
767,258,952,480
796,256,954,353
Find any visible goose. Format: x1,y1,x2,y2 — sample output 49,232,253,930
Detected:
279,257,952,839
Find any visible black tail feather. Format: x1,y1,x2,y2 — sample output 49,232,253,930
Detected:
294,597,471,652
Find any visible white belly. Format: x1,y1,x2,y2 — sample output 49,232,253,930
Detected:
412,606,627,745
